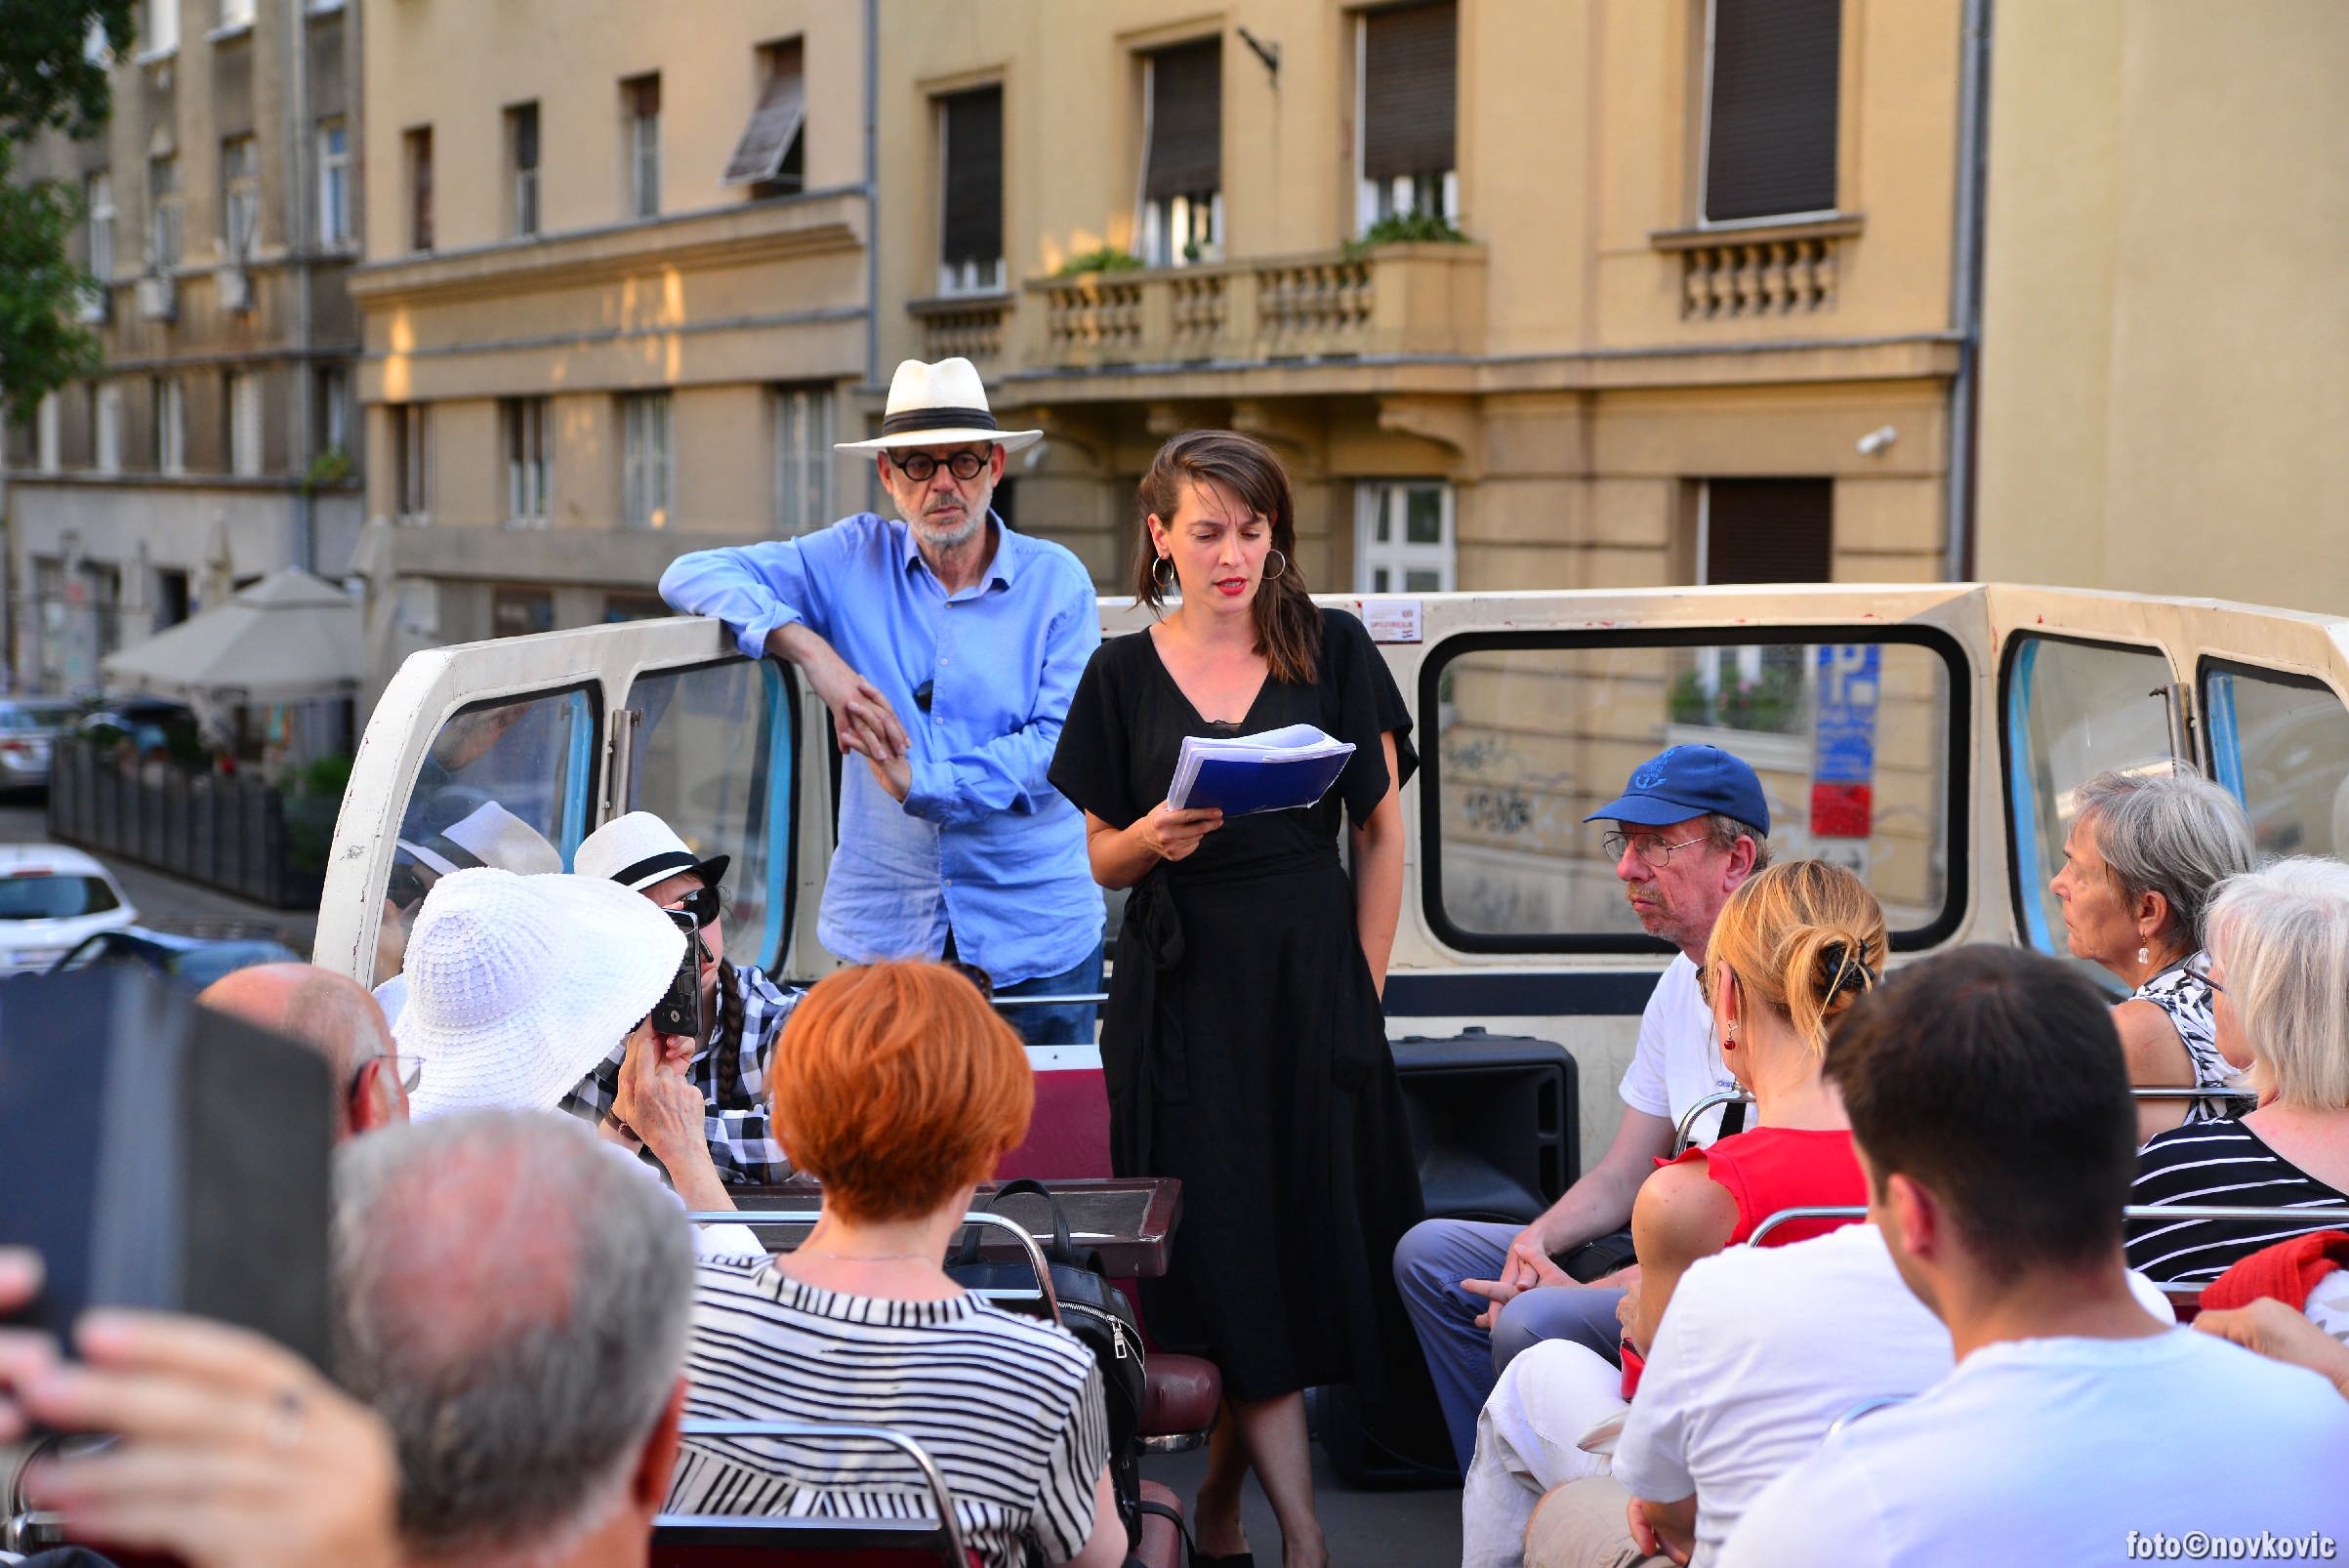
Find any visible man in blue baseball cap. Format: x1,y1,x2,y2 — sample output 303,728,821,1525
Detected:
1394,744,1771,1469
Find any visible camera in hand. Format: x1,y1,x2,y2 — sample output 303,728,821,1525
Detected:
650,907,705,1041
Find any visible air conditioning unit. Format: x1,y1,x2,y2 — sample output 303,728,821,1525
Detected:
74,282,110,324
136,272,178,322
216,265,253,314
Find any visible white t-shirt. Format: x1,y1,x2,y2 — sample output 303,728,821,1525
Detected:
1717,1327,2349,1567
1617,954,1740,1147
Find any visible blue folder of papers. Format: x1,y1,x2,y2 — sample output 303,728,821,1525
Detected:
1167,723,1357,816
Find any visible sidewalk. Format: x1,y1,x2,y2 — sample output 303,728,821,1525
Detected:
0,799,320,956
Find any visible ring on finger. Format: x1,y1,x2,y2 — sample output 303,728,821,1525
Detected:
264,1386,306,1449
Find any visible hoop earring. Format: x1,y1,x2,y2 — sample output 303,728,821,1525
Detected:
1152,556,1176,593
1262,549,1287,582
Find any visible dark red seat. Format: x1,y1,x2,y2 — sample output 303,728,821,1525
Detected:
1138,1352,1222,1451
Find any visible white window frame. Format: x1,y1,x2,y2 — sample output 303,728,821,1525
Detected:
317,119,350,247
227,371,263,476
318,365,350,456
771,385,835,537
217,0,254,30
393,403,432,523
155,377,185,475
1695,0,1843,229
95,385,123,474
934,98,1005,297
1351,13,1460,236
149,154,183,268
87,170,115,282
504,397,553,525
627,81,660,221
36,393,62,474
222,134,258,261
144,0,178,58
620,392,673,530
1352,479,1457,594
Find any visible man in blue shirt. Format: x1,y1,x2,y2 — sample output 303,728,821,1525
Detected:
659,357,1103,1045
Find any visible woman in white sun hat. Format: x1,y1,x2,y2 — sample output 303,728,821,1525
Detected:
392,866,742,1219
571,809,804,1185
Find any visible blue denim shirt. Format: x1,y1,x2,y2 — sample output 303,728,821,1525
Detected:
659,514,1104,986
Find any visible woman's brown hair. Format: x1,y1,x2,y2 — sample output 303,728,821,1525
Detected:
1133,430,1323,685
1706,859,1888,1057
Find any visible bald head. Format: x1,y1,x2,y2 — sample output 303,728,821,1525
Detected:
200,963,394,1138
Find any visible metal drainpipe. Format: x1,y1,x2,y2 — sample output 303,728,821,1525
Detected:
863,0,880,392
286,0,315,574
1943,0,1994,582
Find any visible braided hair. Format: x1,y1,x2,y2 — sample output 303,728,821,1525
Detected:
712,957,750,1105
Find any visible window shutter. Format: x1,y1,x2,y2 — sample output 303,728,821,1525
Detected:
1144,39,1222,202
1704,0,1840,222
513,104,539,170
721,50,806,186
1704,478,1834,584
941,86,1004,268
1362,2,1457,183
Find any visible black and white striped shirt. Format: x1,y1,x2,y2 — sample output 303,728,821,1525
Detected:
2125,1120,2349,1284
668,1255,1109,1568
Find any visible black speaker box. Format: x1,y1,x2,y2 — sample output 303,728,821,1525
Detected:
1322,1028,1579,1490
0,968,337,1373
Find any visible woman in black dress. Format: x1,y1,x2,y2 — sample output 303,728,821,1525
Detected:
1050,431,1424,1567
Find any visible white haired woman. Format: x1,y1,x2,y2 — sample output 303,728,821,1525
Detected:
2050,768,2256,1137
2126,857,2349,1284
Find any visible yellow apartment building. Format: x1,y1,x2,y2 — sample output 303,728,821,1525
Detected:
350,0,873,691
879,0,1972,600
1974,0,2349,616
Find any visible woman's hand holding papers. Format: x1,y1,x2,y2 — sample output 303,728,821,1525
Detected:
1136,800,1224,865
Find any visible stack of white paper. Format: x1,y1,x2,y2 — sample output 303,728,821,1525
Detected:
1168,723,1357,816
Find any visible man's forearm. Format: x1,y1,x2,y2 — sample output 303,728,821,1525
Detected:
1531,1160,1643,1256
766,621,839,674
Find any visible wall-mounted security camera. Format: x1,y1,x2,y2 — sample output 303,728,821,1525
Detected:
1856,425,1899,456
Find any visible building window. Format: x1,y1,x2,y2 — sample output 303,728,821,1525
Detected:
491,588,556,639
36,393,62,474
221,134,258,261
148,153,183,268
392,403,431,521
227,371,263,475
772,385,834,537
1703,0,1841,223
507,103,541,238
722,40,806,197
1356,1,1459,232
317,118,350,245
1698,477,1833,585
602,592,668,623
622,73,660,220
86,170,114,281
1353,480,1456,593
402,127,433,251
937,85,1004,295
153,377,185,475
95,384,123,474
144,0,178,56
154,567,190,632
620,392,672,530
1140,38,1222,268
217,0,253,30
503,397,553,524
316,365,350,458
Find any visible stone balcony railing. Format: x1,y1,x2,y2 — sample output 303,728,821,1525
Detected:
963,241,1488,371
1649,215,1864,321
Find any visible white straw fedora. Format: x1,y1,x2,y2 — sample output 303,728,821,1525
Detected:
835,356,1042,455
395,801,562,879
576,810,729,893
395,868,685,1119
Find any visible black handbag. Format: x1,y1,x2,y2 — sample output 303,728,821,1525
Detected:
946,1180,1148,1539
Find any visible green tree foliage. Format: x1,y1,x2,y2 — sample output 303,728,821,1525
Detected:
0,0,138,426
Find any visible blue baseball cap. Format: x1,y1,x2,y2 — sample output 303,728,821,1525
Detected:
1584,744,1771,835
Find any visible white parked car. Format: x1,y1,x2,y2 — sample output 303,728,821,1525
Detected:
0,845,138,976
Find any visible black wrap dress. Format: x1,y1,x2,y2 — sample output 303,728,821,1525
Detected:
1048,608,1426,1402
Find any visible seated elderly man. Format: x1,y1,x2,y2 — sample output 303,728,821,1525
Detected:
336,1110,697,1568
199,963,414,1139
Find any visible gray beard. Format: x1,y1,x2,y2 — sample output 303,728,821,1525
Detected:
913,511,984,551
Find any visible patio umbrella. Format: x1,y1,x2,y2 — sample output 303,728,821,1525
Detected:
101,567,363,708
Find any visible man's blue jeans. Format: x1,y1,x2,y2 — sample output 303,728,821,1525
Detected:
993,938,1105,1048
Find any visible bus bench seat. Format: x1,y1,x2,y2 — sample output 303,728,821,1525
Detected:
1139,1353,1221,1452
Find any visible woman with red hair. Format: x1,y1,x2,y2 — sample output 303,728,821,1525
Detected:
665,962,1123,1568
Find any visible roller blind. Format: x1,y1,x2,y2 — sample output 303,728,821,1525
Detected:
1704,0,1840,222
1705,478,1834,584
1144,38,1222,202
1362,2,1457,183
941,85,1004,268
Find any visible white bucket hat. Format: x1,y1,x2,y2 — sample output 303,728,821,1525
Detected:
395,868,685,1119
576,810,729,893
835,356,1041,455
395,801,562,879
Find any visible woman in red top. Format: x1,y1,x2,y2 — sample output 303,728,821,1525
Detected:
1621,859,1882,1368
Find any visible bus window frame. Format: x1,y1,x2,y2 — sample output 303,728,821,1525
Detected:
2196,653,2349,846
620,652,802,975
1417,622,1973,958
392,681,605,883
1995,629,2181,960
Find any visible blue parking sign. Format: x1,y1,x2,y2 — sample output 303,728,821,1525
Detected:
1814,644,1879,785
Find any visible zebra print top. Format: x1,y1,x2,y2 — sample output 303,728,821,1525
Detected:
2124,1120,2349,1284
667,1255,1108,1568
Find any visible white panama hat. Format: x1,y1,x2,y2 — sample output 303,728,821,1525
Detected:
835,356,1042,455
395,800,562,879
576,810,729,893
395,868,685,1120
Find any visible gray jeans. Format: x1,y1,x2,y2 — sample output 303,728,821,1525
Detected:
1392,1217,1628,1471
